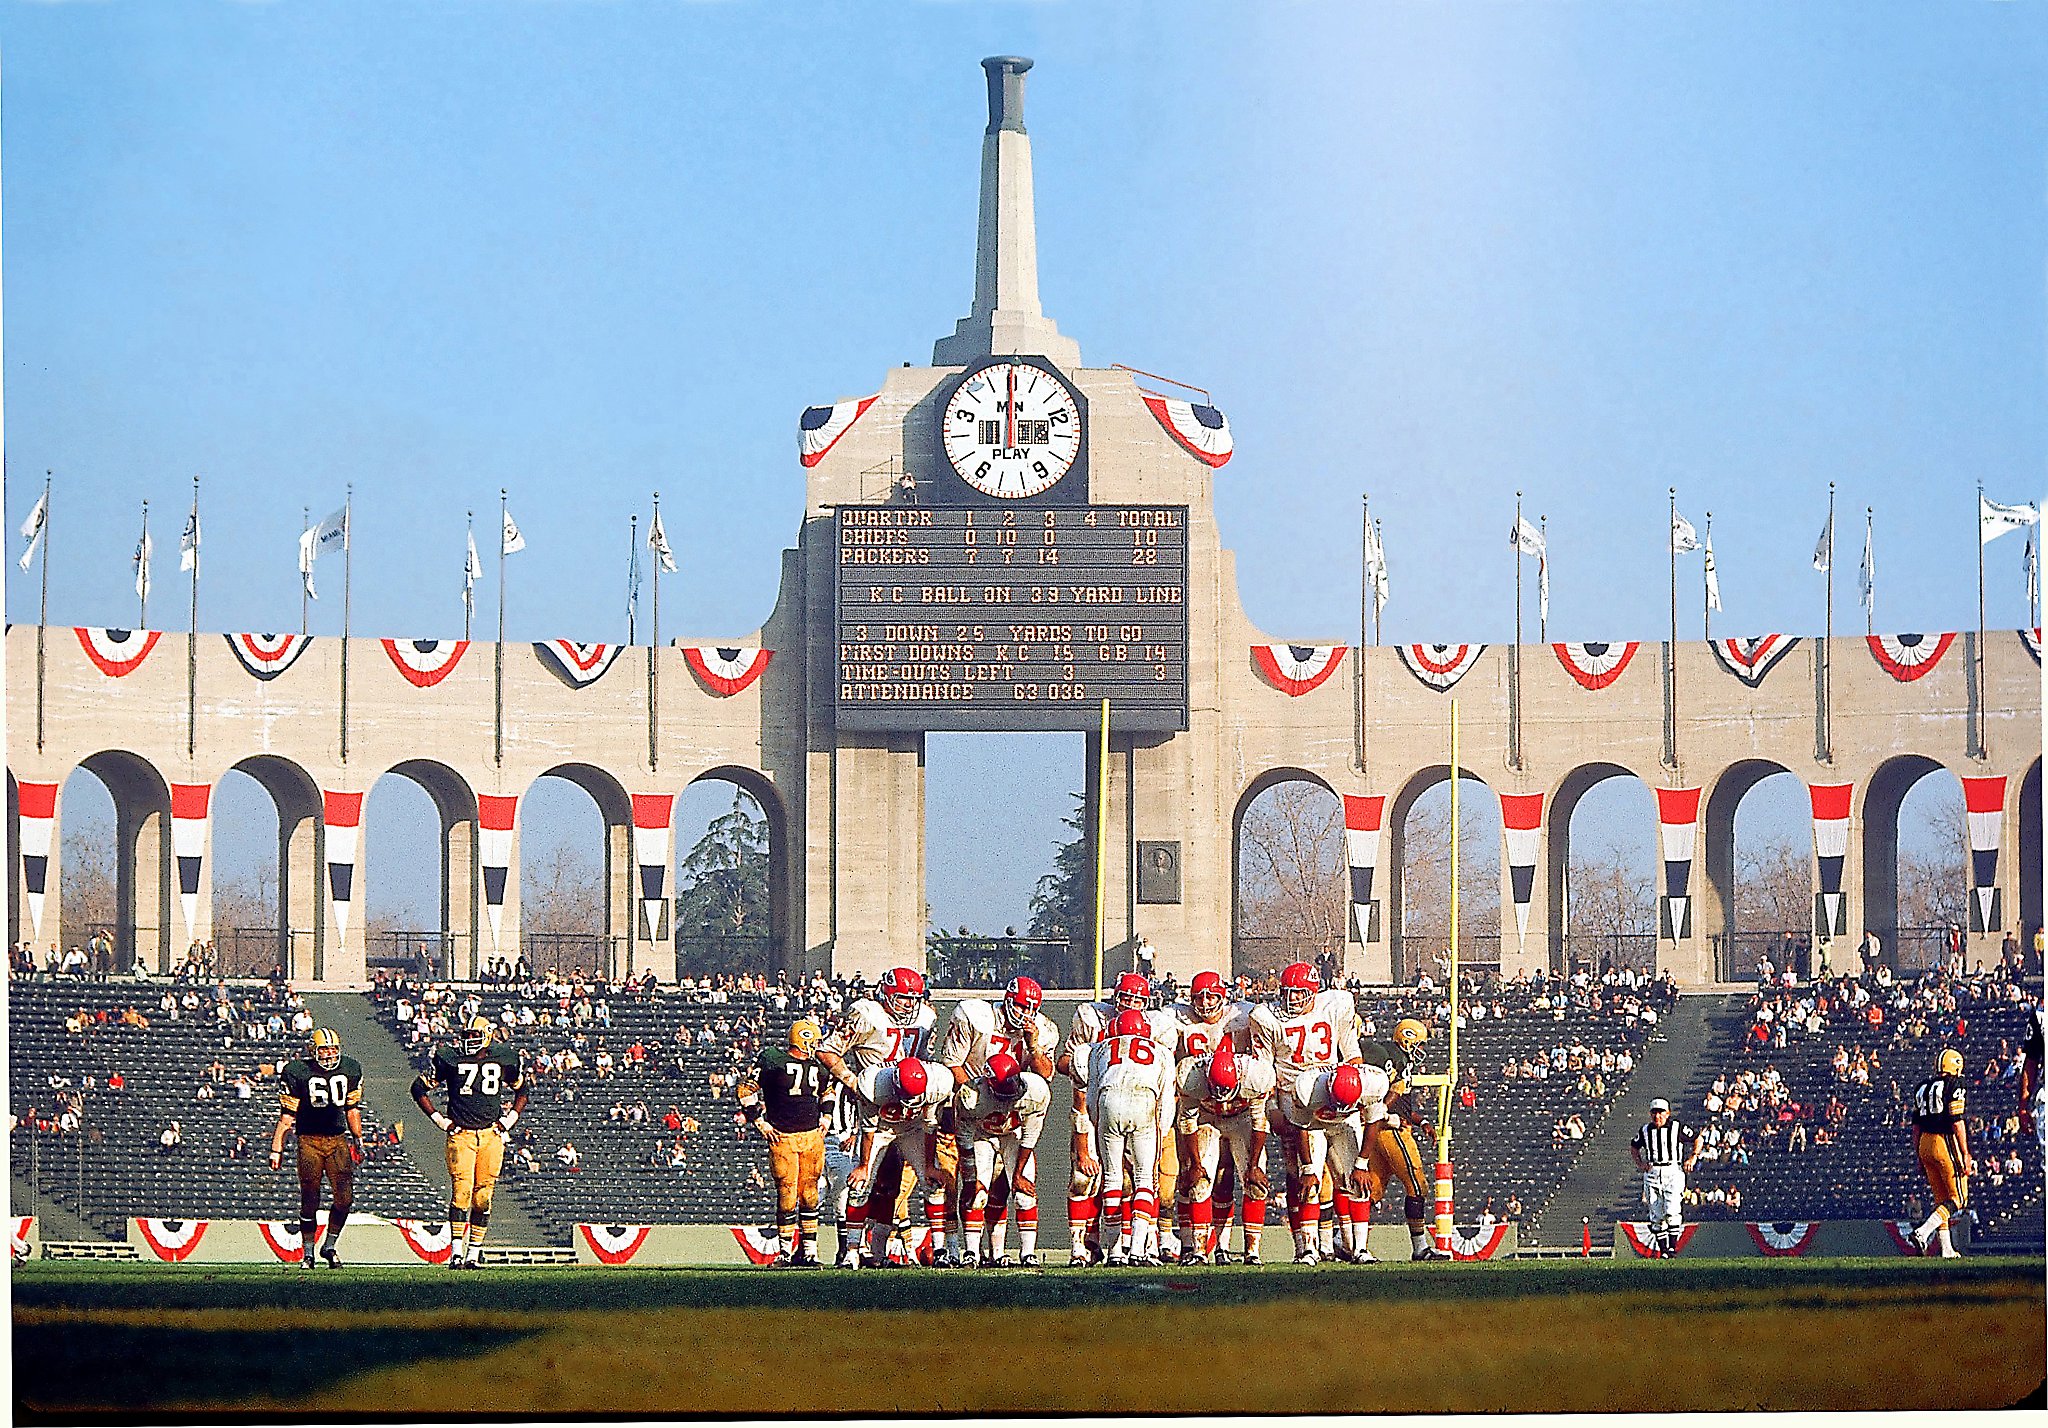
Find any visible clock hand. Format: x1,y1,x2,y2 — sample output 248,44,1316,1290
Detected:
1006,368,1015,451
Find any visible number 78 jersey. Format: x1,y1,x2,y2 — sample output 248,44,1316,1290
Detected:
431,1043,525,1130
1250,989,1361,1081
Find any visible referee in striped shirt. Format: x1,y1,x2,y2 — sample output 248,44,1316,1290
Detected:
1629,1098,1699,1257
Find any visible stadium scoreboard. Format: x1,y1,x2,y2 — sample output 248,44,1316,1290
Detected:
834,505,1190,732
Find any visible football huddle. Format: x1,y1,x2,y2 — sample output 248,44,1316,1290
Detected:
736,962,1449,1269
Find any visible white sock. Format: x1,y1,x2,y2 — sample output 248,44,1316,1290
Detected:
989,1219,1008,1258
1937,1225,1955,1255
1916,1210,1945,1240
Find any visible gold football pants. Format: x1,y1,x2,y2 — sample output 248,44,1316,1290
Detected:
445,1127,505,1215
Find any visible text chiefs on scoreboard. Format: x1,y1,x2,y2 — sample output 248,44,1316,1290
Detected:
834,506,1190,732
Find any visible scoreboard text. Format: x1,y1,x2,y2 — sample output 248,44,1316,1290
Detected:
834,505,1190,732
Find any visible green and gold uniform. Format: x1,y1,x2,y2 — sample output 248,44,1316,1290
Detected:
277,1054,365,1261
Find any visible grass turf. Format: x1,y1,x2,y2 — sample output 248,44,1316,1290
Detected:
13,1256,2045,1416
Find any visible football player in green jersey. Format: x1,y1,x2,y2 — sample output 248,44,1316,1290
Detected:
739,1017,831,1266
270,1028,366,1268
412,1016,526,1268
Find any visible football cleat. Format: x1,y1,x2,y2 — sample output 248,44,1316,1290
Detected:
1909,1224,1933,1256
770,1250,793,1268
1105,1249,1130,1267
880,967,927,1026
1349,1247,1378,1264
298,1248,315,1270
1003,976,1044,1032
1019,1252,1041,1268
320,1244,343,1269
1294,1246,1320,1266
310,1027,342,1071
1243,1249,1262,1266
1180,1248,1208,1266
1279,962,1319,1016
1414,1242,1452,1261
446,1253,467,1270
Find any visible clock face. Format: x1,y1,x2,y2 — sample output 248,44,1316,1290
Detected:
940,359,1083,498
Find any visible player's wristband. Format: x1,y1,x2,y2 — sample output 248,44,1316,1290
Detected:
497,1109,519,1132
431,1112,454,1133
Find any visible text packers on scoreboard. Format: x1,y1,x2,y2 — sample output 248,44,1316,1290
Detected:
834,506,1190,732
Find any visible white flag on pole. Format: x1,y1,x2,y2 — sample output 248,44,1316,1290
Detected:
1811,517,1832,573
299,506,347,601
1981,493,2040,545
17,490,46,572
1537,553,1549,624
1703,532,1723,612
1362,517,1390,611
1858,518,1874,614
1670,511,1699,554
134,529,153,603
180,511,201,574
464,530,483,609
1510,516,1545,556
502,508,526,556
2028,537,2039,622
648,510,678,573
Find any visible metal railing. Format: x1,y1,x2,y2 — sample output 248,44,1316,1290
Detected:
1711,930,1813,983
520,933,625,979
1233,934,1343,981
1397,931,1501,982
221,928,286,979
1862,926,1956,975
369,931,470,979
673,934,775,980
1558,933,1659,974
926,936,1078,990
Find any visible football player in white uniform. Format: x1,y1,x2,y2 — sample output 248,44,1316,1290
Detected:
953,1051,1052,1266
940,976,1058,1080
821,968,941,1264
1073,1008,1175,1265
1175,1038,1275,1265
1284,1062,1389,1264
843,1055,956,1267
1057,971,1168,1264
1169,970,1255,1258
1250,962,1361,1260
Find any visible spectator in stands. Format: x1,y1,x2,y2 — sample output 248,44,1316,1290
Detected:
555,1141,580,1171
159,1120,183,1154
228,1134,250,1160
195,1081,216,1102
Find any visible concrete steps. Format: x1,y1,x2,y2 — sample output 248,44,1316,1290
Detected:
300,992,546,1247
1530,994,1728,1244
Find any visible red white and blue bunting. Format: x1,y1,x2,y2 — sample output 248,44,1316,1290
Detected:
681,645,772,696
1963,776,2006,934
1448,1223,1512,1261
257,1215,330,1261
478,795,517,952
1397,644,1485,692
1882,1221,1920,1256
1343,794,1384,944
224,632,313,681
324,791,363,943
1866,632,1954,682
583,1223,656,1265
171,783,210,942
10,1215,34,1262
1745,1221,1821,1257
381,639,470,688
1140,395,1235,468
1552,641,1638,691
1619,1221,1696,1258
133,1218,210,1261
394,1218,457,1264
1500,794,1542,946
1251,643,1346,697
2021,628,2042,665
632,794,672,942
1656,786,1701,941
798,395,878,468
76,627,161,677
15,780,57,940
1809,783,1852,938
535,641,624,689
1710,635,1800,689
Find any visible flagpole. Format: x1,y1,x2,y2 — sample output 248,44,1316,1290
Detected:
187,475,200,759
137,500,149,628
1356,494,1369,774
1703,511,1713,642
649,492,661,773
1511,491,1523,772
464,511,475,641
496,489,508,767
628,514,639,646
1976,481,1987,761
37,473,50,752
1864,507,1874,637
300,506,311,638
1822,482,1834,764
1667,488,1679,771
340,486,353,765
1538,514,1548,643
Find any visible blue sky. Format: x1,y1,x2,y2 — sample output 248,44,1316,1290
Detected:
9,2,2041,934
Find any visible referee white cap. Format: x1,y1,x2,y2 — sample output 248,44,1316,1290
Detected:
1649,1098,1670,1112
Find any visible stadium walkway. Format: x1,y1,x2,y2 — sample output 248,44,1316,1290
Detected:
302,992,546,1247
1530,993,1722,1245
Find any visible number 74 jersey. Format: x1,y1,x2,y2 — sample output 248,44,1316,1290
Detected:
1249,989,1361,1081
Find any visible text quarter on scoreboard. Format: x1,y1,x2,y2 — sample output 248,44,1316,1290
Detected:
834,505,1190,732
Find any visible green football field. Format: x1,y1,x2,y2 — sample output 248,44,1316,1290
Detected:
12,1255,2044,1417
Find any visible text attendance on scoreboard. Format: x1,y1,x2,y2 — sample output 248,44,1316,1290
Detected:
834,506,1190,733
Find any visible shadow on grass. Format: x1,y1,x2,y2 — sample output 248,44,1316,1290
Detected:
13,1322,533,1422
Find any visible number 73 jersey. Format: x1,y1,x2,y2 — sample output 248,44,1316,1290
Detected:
1250,989,1361,1081
431,1043,525,1130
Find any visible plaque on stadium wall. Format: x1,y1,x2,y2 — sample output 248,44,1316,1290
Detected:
1136,840,1181,904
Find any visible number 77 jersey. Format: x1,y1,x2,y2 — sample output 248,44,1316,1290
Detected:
1250,989,1360,1082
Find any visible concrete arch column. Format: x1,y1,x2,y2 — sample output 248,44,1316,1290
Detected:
528,764,635,983
2019,761,2043,952
1387,763,1498,987
1229,767,1343,983
70,753,174,975
680,764,797,979
1701,759,1795,982
1543,762,1658,982
227,756,324,983
1860,754,1951,970
379,760,481,981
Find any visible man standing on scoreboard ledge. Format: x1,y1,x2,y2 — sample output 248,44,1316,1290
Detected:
1628,1098,1698,1257
412,1016,527,1268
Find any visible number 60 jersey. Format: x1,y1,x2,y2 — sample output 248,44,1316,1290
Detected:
1250,988,1361,1085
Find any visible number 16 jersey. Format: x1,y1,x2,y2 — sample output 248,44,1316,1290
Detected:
431,1042,525,1130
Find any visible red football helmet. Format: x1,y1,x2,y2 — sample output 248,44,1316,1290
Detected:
1114,971,1151,1013
893,1056,929,1102
880,967,926,1026
1191,970,1229,1023
1003,975,1043,1032
986,1051,1024,1101
1112,1008,1150,1040
1208,1040,1239,1097
1328,1063,1364,1113
1279,961,1319,1016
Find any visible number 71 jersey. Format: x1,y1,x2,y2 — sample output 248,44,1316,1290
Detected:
431,1042,525,1130
1250,989,1360,1080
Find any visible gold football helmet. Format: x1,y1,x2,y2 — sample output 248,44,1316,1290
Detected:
789,1017,822,1057
463,1016,494,1054
1393,1018,1430,1051
1937,1047,1964,1077
310,1027,342,1071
